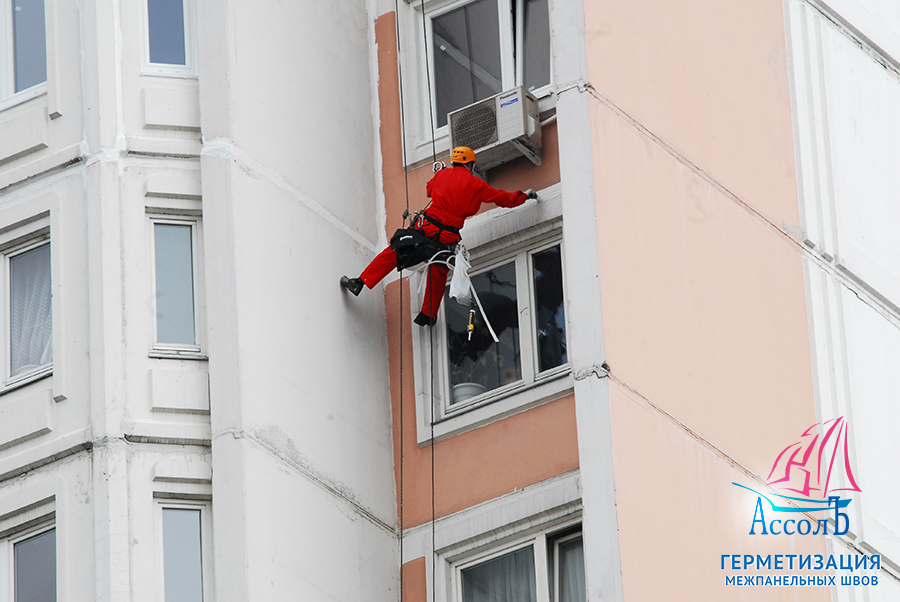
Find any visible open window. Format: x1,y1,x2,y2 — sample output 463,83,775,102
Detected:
0,0,47,111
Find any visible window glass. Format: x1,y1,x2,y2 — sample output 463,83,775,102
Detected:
9,243,52,377
154,223,196,345
163,508,203,602
14,529,56,602
432,0,502,127
446,261,520,403
148,0,187,65
521,0,550,91
556,536,586,602
462,546,536,602
12,0,47,92
532,245,566,372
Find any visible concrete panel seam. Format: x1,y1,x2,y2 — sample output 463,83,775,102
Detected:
200,137,380,253
0,441,93,484
214,427,396,536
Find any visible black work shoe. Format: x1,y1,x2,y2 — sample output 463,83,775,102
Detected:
414,312,438,327
340,276,364,296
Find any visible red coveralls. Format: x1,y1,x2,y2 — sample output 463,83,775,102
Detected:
360,165,528,318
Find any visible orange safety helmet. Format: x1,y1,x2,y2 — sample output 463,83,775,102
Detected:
451,146,477,164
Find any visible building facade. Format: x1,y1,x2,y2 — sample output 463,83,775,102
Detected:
0,0,897,601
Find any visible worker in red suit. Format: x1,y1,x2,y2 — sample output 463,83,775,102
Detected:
341,146,536,326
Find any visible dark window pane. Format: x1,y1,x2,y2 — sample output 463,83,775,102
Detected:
155,224,195,345
522,0,550,90
163,509,203,602
432,0,502,127
462,546,536,602
13,0,47,92
10,243,52,377
557,536,586,602
14,529,56,602
446,262,520,403
148,0,186,65
532,245,567,372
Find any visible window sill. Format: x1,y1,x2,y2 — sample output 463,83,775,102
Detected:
418,369,574,444
149,350,208,361
0,366,52,397
0,85,47,114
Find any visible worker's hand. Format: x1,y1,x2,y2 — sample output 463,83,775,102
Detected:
522,188,538,200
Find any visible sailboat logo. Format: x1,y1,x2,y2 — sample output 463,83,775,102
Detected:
734,417,861,513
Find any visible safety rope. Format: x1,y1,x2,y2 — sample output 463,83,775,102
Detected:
420,0,438,164
392,0,411,600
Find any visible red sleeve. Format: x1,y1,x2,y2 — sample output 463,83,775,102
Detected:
472,178,527,208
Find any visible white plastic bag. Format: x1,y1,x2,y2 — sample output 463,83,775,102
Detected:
449,245,472,306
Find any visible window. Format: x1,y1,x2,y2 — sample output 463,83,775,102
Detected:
429,0,550,127
151,218,201,353
0,0,47,107
443,240,567,409
0,526,56,602
5,240,51,384
144,0,195,74
455,529,585,602
162,507,204,602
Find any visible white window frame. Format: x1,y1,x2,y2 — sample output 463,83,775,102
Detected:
155,499,212,602
450,524,582,602
149,216,204,357
141,0,198,77
0,522,55,602
0,0,48,111
1,234,52,389
400,0,555,165
411,196,572,443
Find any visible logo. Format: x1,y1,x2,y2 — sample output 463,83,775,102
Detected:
734,416,861,514
500,98,519,108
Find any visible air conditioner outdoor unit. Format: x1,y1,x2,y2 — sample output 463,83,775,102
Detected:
447,87,541,172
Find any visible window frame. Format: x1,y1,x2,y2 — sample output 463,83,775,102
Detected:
0,0,48,111
432,232,570,415
149,215,204,356
155,499,211,602
449,524,583,602
2,235,52,389
0,521,56,602
401,0,555,164
141,0,198,77
410,191,571,443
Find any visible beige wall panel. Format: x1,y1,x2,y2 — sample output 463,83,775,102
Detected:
592,99,815,474
609,383,830,601
584,0,799,230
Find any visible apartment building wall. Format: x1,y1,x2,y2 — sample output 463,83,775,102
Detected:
1,0,398,601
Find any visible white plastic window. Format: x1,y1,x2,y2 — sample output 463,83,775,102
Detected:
0,526,56,602
442,240,567,411
428,0,550,127
5,240,51,384
162,507,204,602
0,0,47,109
144,0,196,75
454,529,584,602
151,218,201,353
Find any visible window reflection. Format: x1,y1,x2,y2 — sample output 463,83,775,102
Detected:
446,261,521,404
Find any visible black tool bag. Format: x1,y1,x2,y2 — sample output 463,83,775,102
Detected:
390,228,448,271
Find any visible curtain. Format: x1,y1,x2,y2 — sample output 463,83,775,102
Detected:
10,243,52,377
557,537,586,602
462,546,536,602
